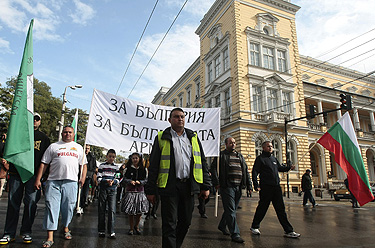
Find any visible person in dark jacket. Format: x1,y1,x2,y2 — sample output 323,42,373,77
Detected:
250,141,300,238
0,113,50,245
211,137,252,243
78,144,97,214
145,108,211,248
301,169,316,207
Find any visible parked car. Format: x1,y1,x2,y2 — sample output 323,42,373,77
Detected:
333,186,351,201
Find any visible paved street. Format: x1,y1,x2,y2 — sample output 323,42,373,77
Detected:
1,192,375,248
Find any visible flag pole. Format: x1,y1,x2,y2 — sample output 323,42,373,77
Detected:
214,156,219,217
295,142,318,167
77,89,96,212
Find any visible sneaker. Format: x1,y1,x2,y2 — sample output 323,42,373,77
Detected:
250,227,261,235
98,232,105,237
284,231,301,238
0,236,15,245
109,233,116,239
76,207,84,215
22,234,32,244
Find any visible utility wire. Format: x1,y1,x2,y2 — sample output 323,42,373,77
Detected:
127,0,189,98
315,27,375,59
115,0,159,95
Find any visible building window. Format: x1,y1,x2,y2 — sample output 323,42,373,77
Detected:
272,139,281,162
277,50,286,72
263,47,274,70
179,95,183,107
186,89,191,106
250,43,260,66
208,99,212,108
215,95,220,107
282,91,291,113
287,141,297,170
223,48,229,71
172,100,176,107
208,63,213,83
215,56,221,78
253,86,262,112
255,138,263,157
224,89,231,115
195,80,200,100
267,89,277,111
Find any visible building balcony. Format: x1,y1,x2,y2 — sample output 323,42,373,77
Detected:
253,111,292,124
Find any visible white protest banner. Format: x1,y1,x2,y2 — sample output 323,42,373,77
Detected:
85,89,221,156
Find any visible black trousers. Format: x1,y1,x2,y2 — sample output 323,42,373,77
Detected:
160,180,194,248
251,184,293,233
197,194,209,214
303,190,316,206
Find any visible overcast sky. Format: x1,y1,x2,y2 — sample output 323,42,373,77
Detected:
0,0,374,113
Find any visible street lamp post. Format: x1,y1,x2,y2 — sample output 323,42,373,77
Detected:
58,85,83,141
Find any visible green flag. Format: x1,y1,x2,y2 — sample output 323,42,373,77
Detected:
72,109,78,142
4,19,34,183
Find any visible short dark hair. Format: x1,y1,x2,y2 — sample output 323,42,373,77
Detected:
169,108,184,118
262,141,271,148
224,137,234,144
63,126,74,132
107,149,116,155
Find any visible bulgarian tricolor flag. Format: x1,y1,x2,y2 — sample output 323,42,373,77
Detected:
318,112,374,206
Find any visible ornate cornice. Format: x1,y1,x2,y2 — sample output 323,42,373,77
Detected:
252,0,300,15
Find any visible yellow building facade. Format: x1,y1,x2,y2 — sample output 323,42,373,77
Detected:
152,0,375,193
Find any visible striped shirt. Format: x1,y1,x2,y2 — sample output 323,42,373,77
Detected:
97,162,120,189
227,152,242,186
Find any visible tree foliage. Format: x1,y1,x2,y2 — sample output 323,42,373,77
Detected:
0,76,105,156
0,77,62,141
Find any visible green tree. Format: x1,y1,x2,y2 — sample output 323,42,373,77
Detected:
0,77,62,141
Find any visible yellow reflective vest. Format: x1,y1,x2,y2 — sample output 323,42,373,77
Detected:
157,131,203,188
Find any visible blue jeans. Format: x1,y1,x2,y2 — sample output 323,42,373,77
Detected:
3,174,41,238
43,180,78,230
218,186,241,238
98,187,117,234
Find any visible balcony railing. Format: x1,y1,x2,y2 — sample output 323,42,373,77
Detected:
253,111,292,123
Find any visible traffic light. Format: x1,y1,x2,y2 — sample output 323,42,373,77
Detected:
309,104,317,118
340,94,352,110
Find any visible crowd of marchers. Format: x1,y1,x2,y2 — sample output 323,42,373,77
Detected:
0,108,307,248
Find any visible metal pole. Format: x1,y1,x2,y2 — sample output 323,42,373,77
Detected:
285,118,289,198
58,86,68,141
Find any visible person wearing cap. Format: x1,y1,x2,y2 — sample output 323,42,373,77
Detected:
0,113,50,245
301,169,316,207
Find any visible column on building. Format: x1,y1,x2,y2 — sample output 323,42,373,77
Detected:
353,108,361,130
317,100,324,124
336,104,342,120
370,111,375,132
